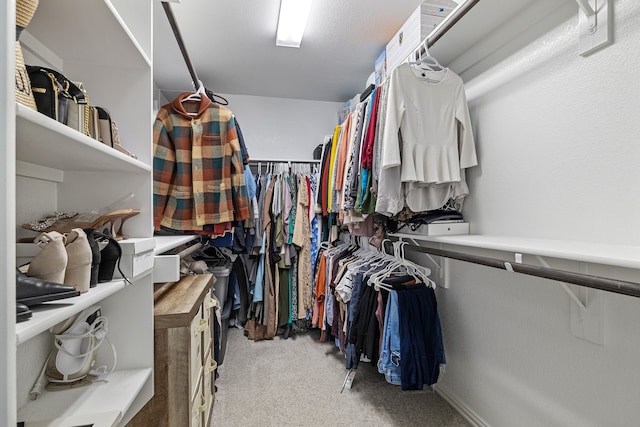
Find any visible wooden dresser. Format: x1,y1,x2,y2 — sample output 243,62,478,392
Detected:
128,274,218,427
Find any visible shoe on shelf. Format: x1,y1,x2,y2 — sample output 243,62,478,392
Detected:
16,302,32,323
95,231,124,283
25,231,68,283
16,269,80,307
22,209,140,240
63,228,92,293
83,228,105,288
46,305,109,384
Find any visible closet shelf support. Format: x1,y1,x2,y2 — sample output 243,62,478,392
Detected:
576,0,613,57
402,245,640,299
533,255,587,316
575,0,595,16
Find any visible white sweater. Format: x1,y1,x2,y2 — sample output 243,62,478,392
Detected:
376,63,477,215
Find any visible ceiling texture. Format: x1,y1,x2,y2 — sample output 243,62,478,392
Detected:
154,0,430,102
152,0,576,103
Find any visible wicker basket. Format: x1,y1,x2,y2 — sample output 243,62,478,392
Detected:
15,0,40,111
16,0,39,28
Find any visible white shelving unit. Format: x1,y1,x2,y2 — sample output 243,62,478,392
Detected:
390,234,640,270
3,1,154,426
17,369,153,425
16,104,151,174
15,280,126,345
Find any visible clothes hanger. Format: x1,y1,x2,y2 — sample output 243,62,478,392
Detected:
409,40,446,83
205,88,229,105
410,40,444,71
182,79,205,102
181,80,206,116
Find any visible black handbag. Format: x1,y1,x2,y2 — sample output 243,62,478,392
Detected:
26,65,86,124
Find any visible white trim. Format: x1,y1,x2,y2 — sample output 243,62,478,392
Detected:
16,161,63,183
435,383,490,427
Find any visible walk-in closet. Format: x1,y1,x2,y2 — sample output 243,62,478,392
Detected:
3,0,640,426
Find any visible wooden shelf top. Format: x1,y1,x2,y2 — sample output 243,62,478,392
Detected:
154,274,214,329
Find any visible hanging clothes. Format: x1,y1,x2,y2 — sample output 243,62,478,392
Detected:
244,162,321,339
153,93,250,230
377,63,477,215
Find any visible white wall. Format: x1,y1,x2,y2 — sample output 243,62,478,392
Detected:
436,1,640,426
217,93,341,161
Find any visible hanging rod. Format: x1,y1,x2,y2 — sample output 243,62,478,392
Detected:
162,2,200,90
403,245,640,299
409,0,481,63
248,158,321,164
427,0,481,48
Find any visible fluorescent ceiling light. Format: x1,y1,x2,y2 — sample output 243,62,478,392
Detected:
276,0,312,48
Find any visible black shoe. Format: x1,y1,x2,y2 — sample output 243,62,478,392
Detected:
83,228,101,288
16,269,80,307
95,231,123,283
16,302,32,323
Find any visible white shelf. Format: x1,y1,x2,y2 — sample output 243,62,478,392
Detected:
17,368,152,424
16,280,126,345
27,0,151,69
390,234,640,270
153,235,199,255
16,104,151,174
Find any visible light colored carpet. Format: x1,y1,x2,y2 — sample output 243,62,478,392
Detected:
210,327,470,427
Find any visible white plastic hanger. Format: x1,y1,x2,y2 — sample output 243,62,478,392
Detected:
410,40,444,71
182,80,206,116
409,40,446,83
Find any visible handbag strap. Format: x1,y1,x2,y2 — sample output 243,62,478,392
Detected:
26,65,86,103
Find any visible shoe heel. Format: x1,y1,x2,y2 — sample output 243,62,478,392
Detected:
63,229,92,293
83,228,101,288
96,232,122,283
113,210,140,240
27,232,68,283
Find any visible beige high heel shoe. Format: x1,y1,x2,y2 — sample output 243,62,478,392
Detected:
63,228,92,293
26,232,68,283
22,209,140,240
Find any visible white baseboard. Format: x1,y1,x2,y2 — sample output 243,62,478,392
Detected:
435,383,490,427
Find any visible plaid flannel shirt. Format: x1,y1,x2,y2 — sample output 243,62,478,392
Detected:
153,93,249,231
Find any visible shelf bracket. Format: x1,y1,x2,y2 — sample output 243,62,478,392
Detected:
577,0,613,57
534,255,604,345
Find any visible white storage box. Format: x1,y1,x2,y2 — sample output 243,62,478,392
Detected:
403,221,470,236
385,1,458,75
118,237,155,280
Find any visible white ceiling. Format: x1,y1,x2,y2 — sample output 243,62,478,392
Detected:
153,0,576,103
153,0,443,102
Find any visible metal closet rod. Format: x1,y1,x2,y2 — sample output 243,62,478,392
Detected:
426,0,481,48
162,2,200,90
403,245,640,299
248,159,321,164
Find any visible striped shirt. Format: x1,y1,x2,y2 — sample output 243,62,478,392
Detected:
153,93,249,231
